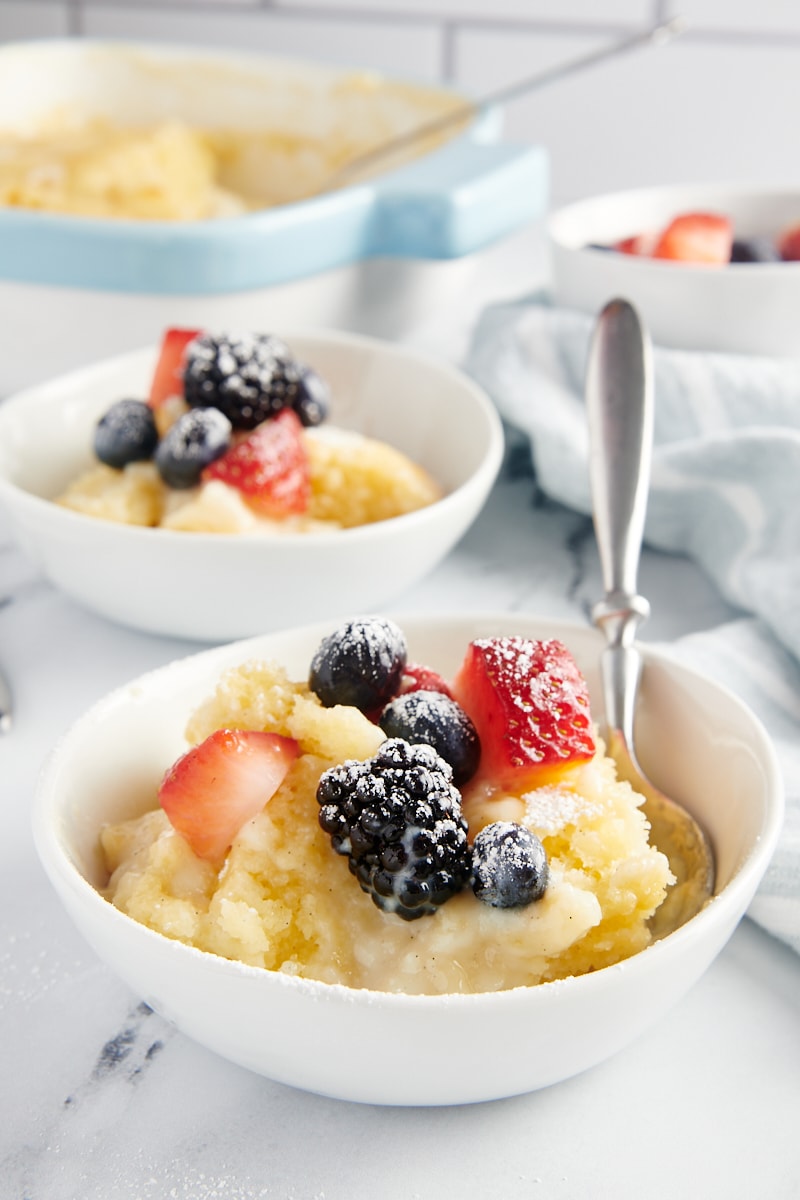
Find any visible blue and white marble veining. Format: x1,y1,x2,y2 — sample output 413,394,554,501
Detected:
1,229,798,1200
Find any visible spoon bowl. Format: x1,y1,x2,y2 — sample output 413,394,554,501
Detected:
586,298,716,935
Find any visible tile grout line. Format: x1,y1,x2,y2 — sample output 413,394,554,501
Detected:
4,0,800,52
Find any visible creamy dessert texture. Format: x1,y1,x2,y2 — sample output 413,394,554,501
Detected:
58,427,440,533
0,75,464,219
0,121,248,220
56,329,441,533
100,621,674,996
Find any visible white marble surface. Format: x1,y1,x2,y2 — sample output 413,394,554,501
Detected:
2,228,799,1199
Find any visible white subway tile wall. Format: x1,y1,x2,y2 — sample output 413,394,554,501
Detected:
1,0,799,201
81,5,444,76
0,2,69,38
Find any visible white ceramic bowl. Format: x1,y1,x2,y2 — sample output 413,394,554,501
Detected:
0,330,503,641
548,184,800,356
0,39,548,394
33,612,783,1106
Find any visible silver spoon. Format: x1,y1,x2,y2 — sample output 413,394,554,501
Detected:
586,298,715,939
324,17,685,190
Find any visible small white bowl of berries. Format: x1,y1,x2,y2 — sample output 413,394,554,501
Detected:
548,183,800,357
33,612,782,1105
0,328,503,641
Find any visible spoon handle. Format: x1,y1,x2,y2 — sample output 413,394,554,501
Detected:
586,298,654,741
327,19,685,189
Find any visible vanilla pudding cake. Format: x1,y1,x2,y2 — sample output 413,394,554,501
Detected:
100,618,674,995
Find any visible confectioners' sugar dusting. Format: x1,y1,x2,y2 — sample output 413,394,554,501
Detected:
306,426,364,447
331,618,403,679
523,785,603,836
317,737,471,919
476,636,590,720
471,820,549,908
469,636,594,768
189,332,292,404
101,656,674,995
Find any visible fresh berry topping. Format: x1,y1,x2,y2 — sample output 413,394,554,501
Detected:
292,367,330,428
183,332,304,430
452,637,595,789
730,237,781,264
154,407,232,489
94,399,158,469
202,408,310,516
309,617,407,712
148,327,201,409
652,212,733,264
777,222,800,262
159,728,299,862
614,232,659,256
396,663,453,699
379,691,480,786
471,821,549,908
316,738,471,920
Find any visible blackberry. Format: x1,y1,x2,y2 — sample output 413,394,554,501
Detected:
292,367,330,427
154,408,232,489
471,822,549,909
94,399,158,469
183,332,303,430
309,617,407,712
317,739,471,920
379,690,480,786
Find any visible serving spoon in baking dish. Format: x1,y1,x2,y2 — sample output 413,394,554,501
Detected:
325,17,685,190
586,298,715,938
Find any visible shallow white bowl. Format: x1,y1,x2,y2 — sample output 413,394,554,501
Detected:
548,184,800,356
0,330,503,641
33,612,783,1106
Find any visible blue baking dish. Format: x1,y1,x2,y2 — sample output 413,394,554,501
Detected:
0,39,547,392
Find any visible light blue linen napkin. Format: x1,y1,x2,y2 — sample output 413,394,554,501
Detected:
465,297,800,956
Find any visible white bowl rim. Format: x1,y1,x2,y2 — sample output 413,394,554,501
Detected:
32,610,785,1009
0,326,504,546
548,180,800,269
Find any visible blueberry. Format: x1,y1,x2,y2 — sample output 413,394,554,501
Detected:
292,367,330,427
379,690,480,786
309,617,407,712
471,822,549,909
154,408,232,489
94,399,158,469
730,237,781,264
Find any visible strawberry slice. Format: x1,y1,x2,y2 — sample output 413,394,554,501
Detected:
158,728,299,862
777,222,800,261
148,327,201,408
397,663,454,699
652,212,733,265
202,408,310,516
614,232,659,256
362,661,454,723
452,637,595,789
